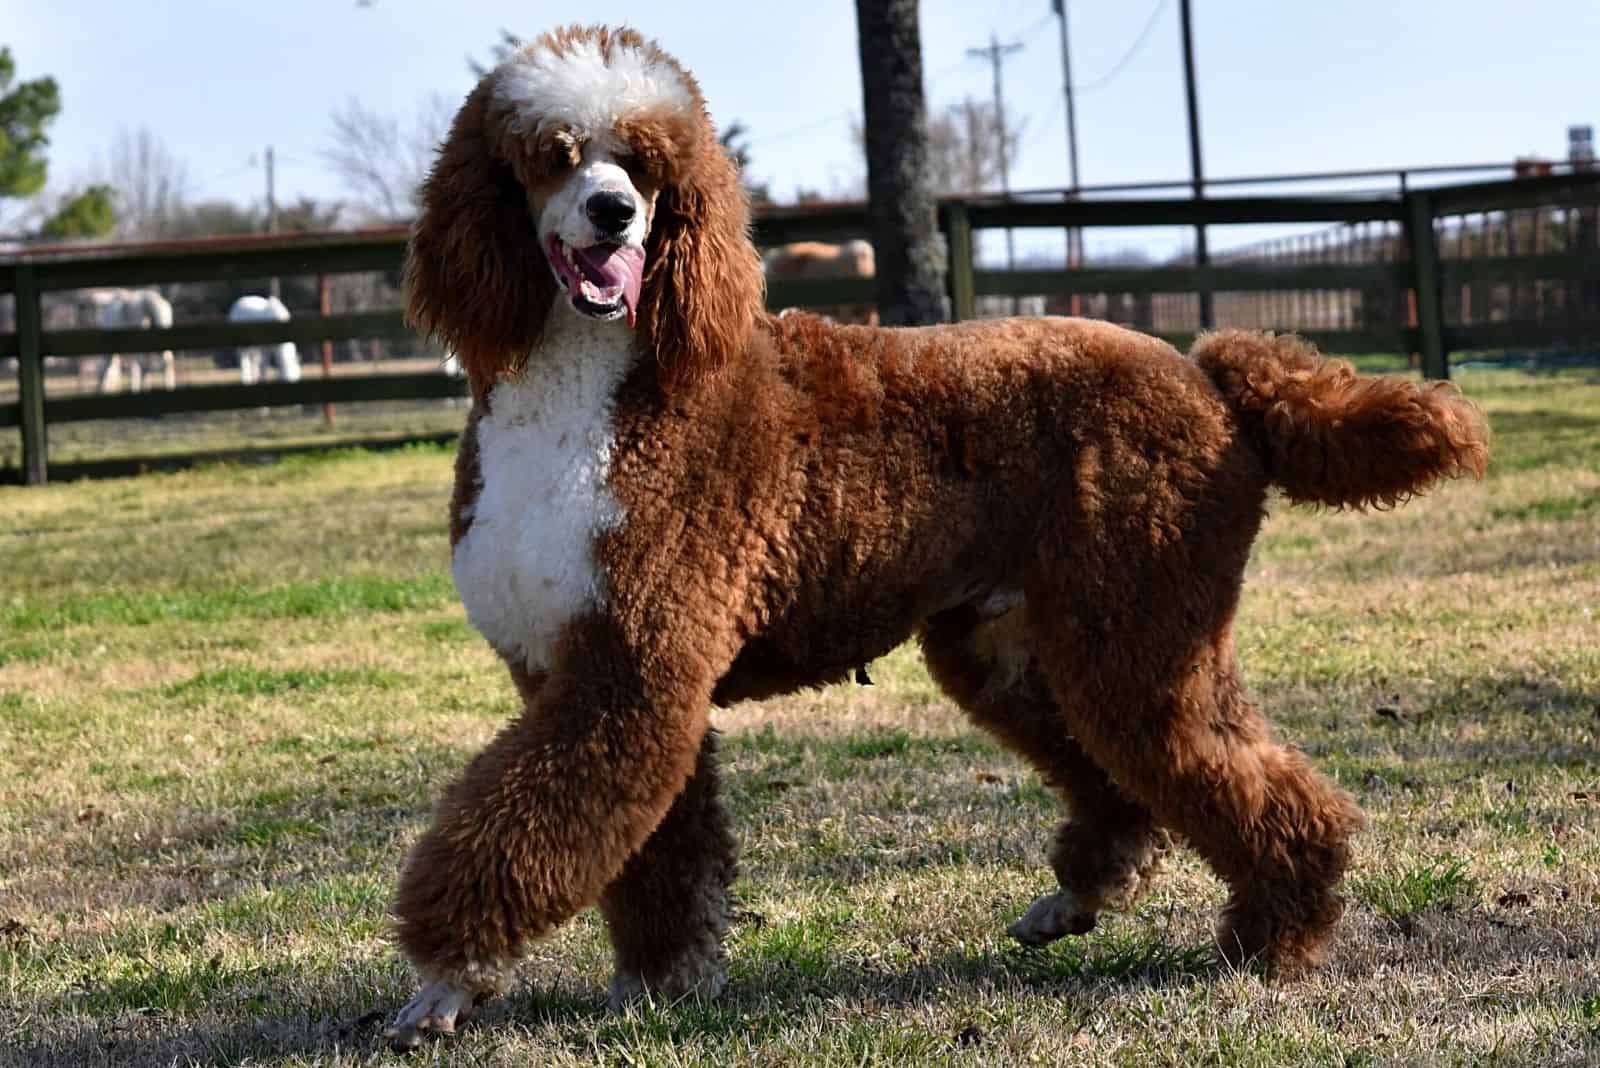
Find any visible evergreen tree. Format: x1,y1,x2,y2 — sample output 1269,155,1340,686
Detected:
0,47,115,240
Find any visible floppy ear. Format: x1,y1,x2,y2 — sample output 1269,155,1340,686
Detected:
404,81,555,399
634,132,766,393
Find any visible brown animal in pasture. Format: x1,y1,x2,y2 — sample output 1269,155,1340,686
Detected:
764,239,878,324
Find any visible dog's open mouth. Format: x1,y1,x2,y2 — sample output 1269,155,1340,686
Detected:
545,235,645,325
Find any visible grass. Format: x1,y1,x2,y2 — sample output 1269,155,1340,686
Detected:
1,365,1598,1066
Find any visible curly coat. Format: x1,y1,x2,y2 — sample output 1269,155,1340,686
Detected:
384,24,1490,1044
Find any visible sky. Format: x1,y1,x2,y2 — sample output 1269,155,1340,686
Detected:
6,0,1598,261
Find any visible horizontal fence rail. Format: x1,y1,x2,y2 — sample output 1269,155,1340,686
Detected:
0,311,414,359
0,229,406,296
4,172,1599,484
0,373,464,430
961,195,1404,229
972,263,1410,296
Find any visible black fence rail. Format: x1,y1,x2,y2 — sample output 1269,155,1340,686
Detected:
4,171,1598,485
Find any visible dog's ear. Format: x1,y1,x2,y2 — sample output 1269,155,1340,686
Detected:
635,130,765,394
404,82,555,400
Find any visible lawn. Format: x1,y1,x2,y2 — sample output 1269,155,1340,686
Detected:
1,366,1597,1066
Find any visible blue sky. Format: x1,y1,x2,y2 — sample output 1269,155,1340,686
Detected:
6,0,1596,255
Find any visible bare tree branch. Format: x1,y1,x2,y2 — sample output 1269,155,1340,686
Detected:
855,97,1023,197
320,96,451,223
99,127,188,238
321,98,405,222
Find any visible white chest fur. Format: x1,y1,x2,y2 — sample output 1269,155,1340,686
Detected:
451,314,636,672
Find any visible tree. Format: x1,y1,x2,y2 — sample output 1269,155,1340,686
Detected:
853,0,945,325
161,198,260,240
851,97,1023,197
104,127,189,238
0,47,115,240
467,28,524,79
38,184,114,239
926,98,1021,195
320,95,451,222
0,47,54,202
718,120,773,207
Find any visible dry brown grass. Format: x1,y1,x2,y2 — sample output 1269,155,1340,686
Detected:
1,366,1597,1066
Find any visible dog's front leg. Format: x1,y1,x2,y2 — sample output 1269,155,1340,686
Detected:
385,612,725,1049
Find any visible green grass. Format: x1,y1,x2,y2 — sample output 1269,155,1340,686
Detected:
2,366,1599,1066
1490,491,1600,523
3,575,454,633
1352,856,1479,924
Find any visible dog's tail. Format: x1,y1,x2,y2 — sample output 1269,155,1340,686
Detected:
1192,330,1489,509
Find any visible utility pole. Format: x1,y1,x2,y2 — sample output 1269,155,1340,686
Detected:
1052,0,1083,311
265,145,281,300
1178,0,1212,328
968,32,1024,310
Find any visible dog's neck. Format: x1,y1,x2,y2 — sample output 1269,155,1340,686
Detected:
511,298,640,394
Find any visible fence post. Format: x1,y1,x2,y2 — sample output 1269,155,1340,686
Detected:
15,264,47,485
318,273,336,425
1406,191,1449,380
946,201,975,322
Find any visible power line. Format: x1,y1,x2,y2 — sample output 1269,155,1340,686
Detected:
1005,13,1056,43
1026,93,1066,146
748,12,1057,149
1072,0,1170,95
747,111,852,147
190,161,260,194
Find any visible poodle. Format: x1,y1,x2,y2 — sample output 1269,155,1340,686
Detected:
384,24,1490,1048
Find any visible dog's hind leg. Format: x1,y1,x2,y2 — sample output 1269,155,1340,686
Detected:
1025,558,1365,974
599,730,736,1008
921,605,1168,946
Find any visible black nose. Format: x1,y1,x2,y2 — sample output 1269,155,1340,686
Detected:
585,191,636,234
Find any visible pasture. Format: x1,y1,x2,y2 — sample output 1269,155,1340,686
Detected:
1,364,1597,1066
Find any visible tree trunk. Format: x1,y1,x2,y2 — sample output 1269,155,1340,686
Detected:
855,0,946,326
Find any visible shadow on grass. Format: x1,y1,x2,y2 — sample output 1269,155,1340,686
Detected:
9,934,1216,1066
1384,673,1600,769
16,885,1600,1066
13,660,1597,1064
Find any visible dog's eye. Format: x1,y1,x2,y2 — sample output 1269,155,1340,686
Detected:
548,144,580,171
536,128,582,174
615,152,646,180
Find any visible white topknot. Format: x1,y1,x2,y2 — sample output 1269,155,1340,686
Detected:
493,32,695,140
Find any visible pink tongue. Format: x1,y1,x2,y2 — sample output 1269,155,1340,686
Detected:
576,244,646,323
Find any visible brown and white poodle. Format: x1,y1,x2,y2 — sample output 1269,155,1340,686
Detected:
384,24,1490,1047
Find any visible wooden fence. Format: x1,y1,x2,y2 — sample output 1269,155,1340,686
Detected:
3,171,1598,485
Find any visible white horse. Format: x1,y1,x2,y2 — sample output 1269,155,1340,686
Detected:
78,288,176,393
227,295,301,384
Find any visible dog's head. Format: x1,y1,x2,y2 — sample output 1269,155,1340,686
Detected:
405,25,764,398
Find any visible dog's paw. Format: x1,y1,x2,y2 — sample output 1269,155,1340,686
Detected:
1007,890,1098,947
383,979,482,1051
607,966,727,1012
607,941,728,1012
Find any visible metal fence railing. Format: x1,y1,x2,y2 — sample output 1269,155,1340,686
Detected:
4,171,1598,485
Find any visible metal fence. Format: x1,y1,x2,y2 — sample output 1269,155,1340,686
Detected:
4,170,1598,485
